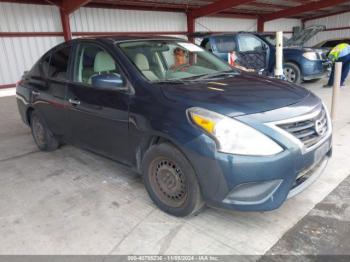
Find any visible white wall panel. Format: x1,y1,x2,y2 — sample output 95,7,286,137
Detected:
0,2,305,85
0,2,61,32
0,3,63,85
195,17,257,32
265,18,301,32
305,12,350,29
0,37,64,84
305,12,350,46
71,8,187,32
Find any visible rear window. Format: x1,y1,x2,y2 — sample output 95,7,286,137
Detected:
47,46,72,81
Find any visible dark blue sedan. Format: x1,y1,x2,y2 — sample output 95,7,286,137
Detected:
200,26,331,84
17,36,332,217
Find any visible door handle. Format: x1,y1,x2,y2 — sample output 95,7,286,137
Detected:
32,90,40,96
68,98,81,106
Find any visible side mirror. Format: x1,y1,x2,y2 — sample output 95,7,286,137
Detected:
91,73,127,91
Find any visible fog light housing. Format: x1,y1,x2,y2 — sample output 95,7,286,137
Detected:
223,180,283,205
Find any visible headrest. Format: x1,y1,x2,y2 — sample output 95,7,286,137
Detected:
94,51,116,73
134,53,150,71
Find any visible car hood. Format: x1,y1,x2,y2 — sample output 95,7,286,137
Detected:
285,25,325,47
159,73,310,117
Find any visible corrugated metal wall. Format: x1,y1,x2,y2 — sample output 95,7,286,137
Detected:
0,3,61,32
0,2,303,86
0,2,63,85
305,12,350,47
265,18,301,32
196,17,257,32
71,7,187,33
0,4,190,85
0,37,63,84
265,18,301,38
195,17,301,35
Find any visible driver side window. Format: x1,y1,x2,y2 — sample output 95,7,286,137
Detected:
74,43,121,86
238,35,264,52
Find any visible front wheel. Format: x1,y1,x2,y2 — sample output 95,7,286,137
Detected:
283,62,301,84
142,143,204,217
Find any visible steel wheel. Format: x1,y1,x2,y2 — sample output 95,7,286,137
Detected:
149,157,188,208
283,62,301,84
142,143,204,217
30,111,59,151
284,67,296,82
32,114,46,147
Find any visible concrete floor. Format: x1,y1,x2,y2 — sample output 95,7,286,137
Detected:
0,80,350,255
265,175,350,257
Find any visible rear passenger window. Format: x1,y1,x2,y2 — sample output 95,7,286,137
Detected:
73,43,121,85
47,46,71,80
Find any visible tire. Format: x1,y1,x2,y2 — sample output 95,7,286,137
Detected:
283,62,301,84
30,111,59,152
142,143,204,217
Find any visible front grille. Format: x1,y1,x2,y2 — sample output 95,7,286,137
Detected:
277,107,328,148
292,155,326,189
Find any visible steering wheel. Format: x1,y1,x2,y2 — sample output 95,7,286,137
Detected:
170,63,191,72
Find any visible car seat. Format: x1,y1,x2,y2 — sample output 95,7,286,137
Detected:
89,51,119,84
134,53,159,81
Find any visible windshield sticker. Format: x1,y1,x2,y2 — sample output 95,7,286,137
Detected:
177,42,204,52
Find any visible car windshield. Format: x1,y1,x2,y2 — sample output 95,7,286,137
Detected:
118,40,233,82
263,35,289,46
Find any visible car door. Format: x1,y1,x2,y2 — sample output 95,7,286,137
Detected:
236,33,268,71
31,44,72,138
65,41,131,164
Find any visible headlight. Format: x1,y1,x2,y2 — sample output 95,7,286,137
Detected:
188,107,283,156
303,52,319,61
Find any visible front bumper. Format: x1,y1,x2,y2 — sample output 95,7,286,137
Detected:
209,137,331,212
182,101,332,212
302,60,331,80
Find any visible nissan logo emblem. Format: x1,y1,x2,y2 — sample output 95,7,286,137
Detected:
315,119,326,136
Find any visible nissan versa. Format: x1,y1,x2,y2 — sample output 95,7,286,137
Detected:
16,36,332,217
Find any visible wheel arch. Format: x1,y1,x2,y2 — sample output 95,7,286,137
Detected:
284,60,301,68
136,135,189,174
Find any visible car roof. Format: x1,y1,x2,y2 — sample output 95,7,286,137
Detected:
255,33,274,36
69,35,185,43
198,32,268,39
203,32,239,37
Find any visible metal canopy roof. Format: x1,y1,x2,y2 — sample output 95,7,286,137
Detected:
4,0,350,21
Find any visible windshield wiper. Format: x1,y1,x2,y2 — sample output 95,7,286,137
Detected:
154,79,185,84
154,70,239,84
191,70,240,81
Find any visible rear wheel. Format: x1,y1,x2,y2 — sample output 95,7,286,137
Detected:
283,62,301,84
30,111,59,151
142,143,204,217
